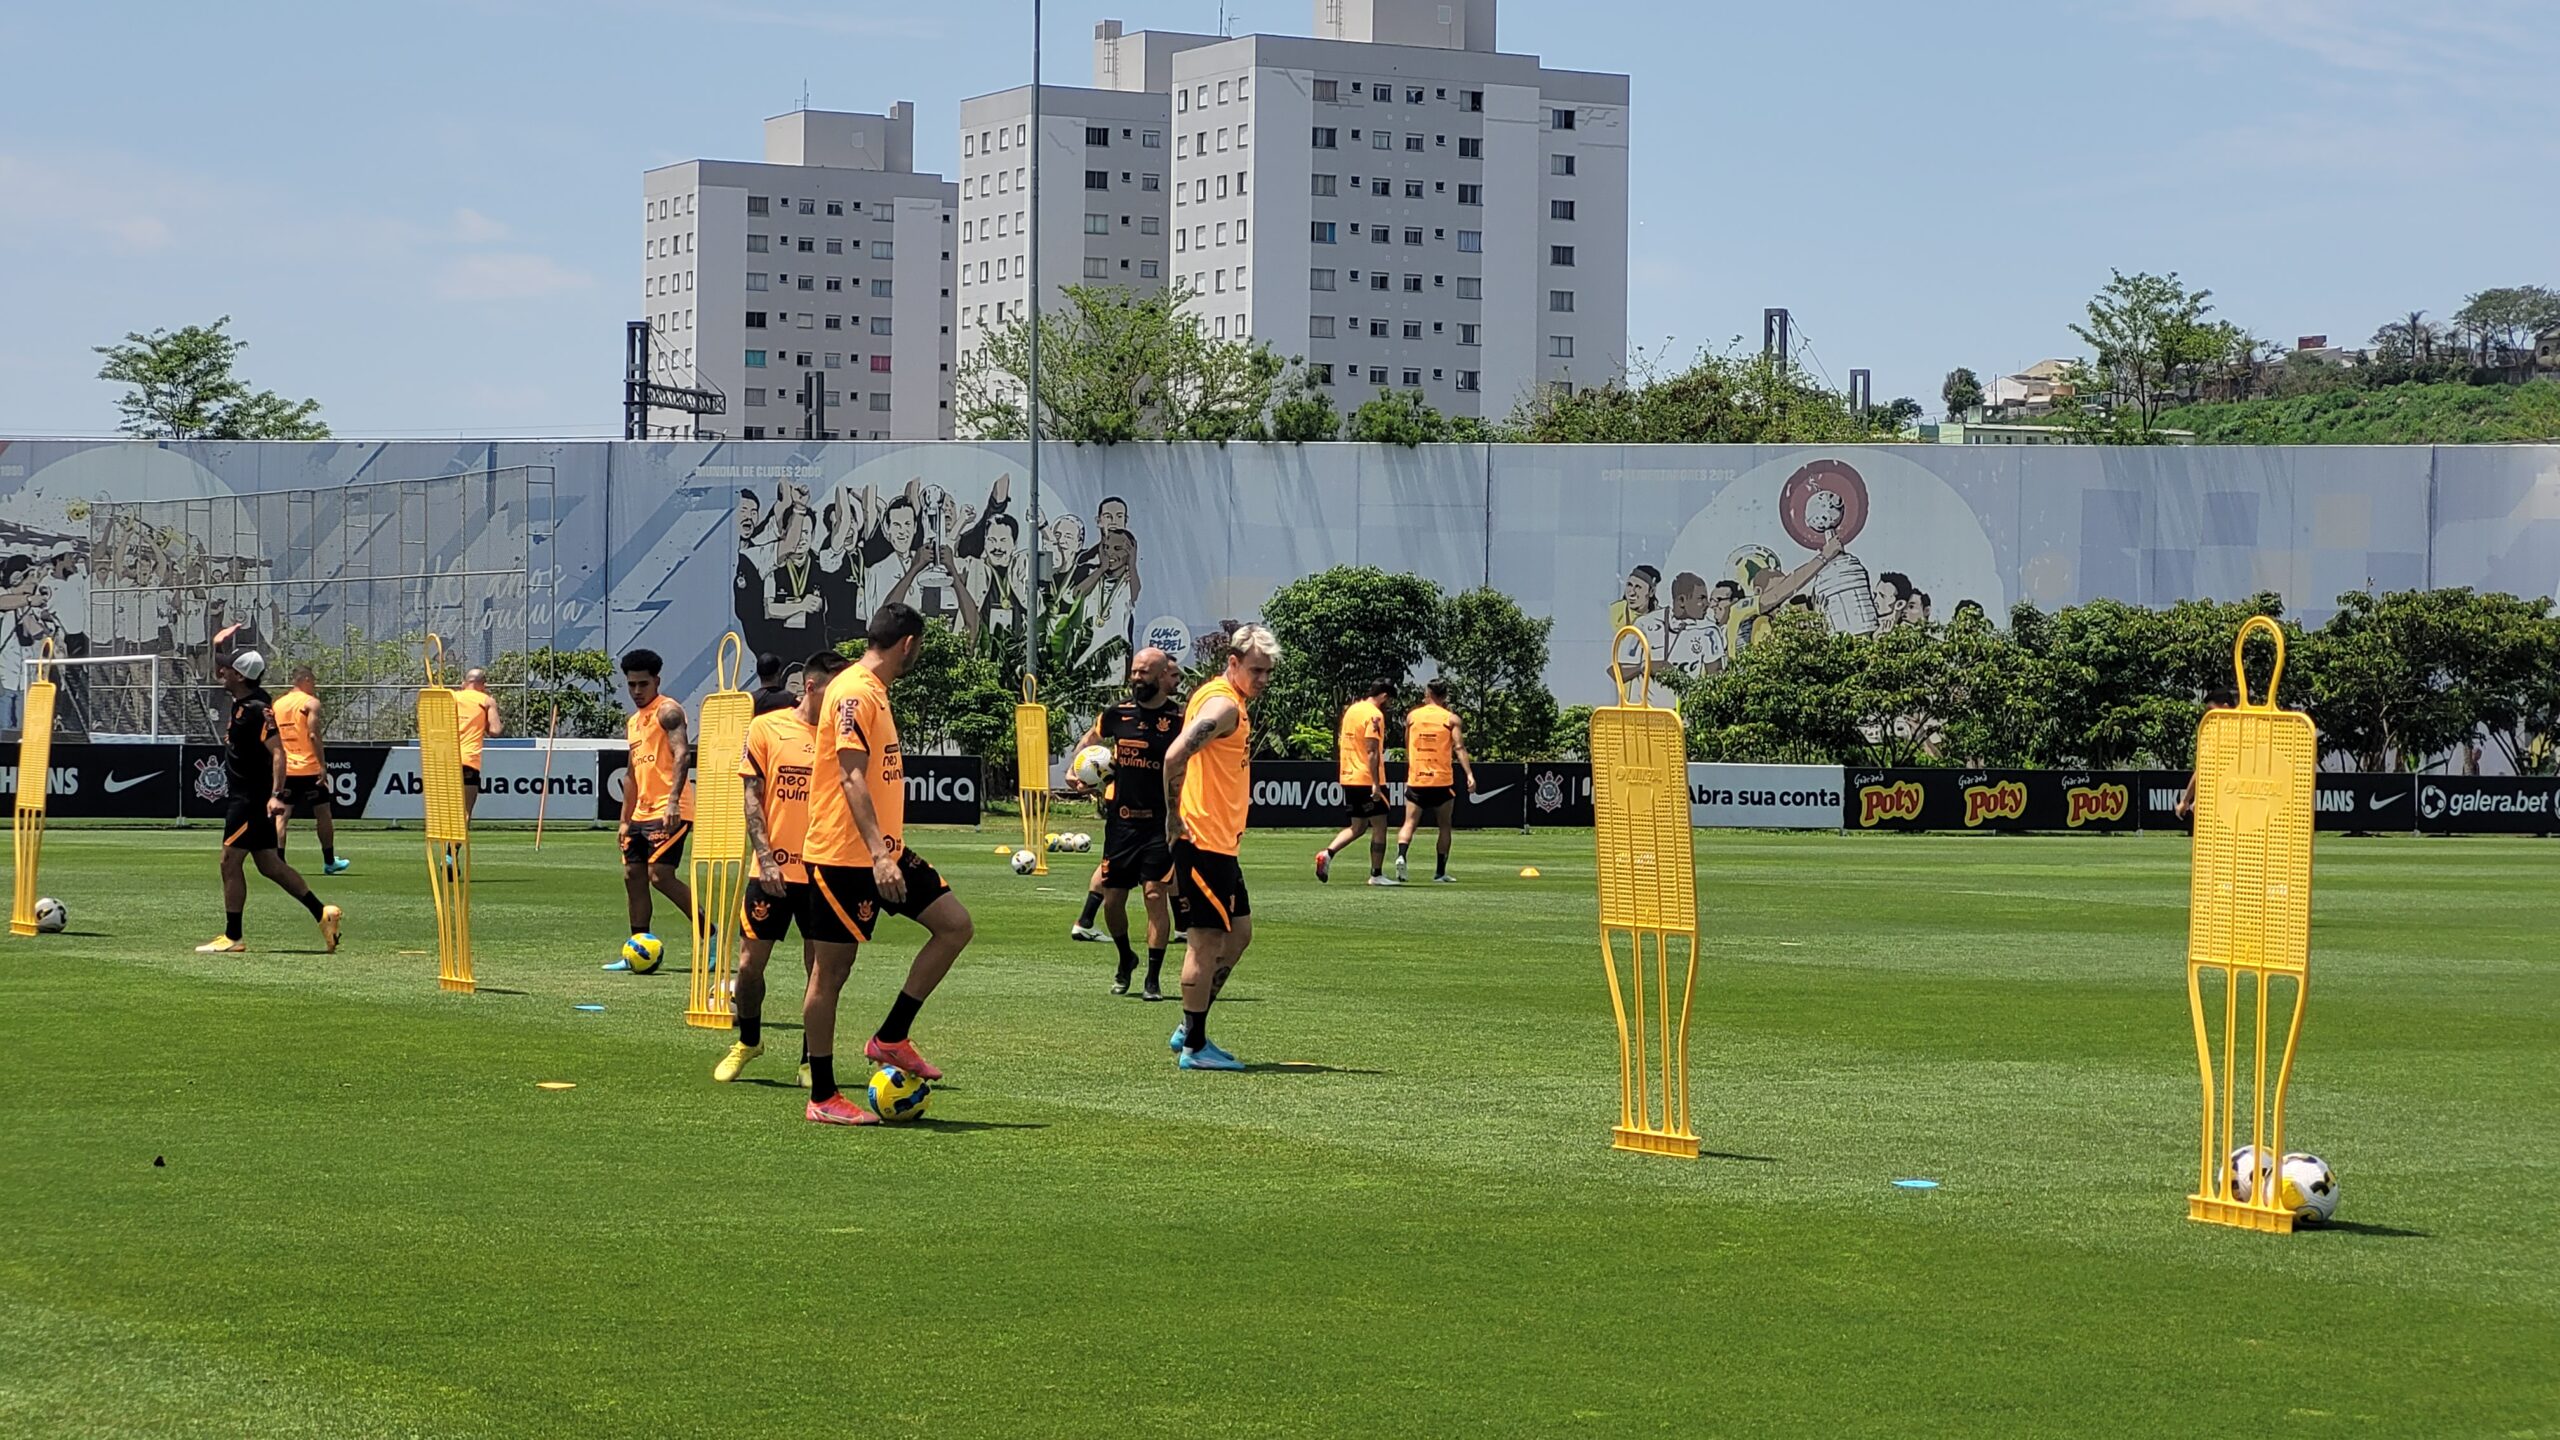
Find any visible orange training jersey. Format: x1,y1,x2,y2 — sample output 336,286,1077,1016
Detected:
741,707,819,881
805,663,905,867
1337,698,1384,787
1407,703,1458,786
453,688,497,769
625,698,683,823
273,689,322,777
1179,676,1253,855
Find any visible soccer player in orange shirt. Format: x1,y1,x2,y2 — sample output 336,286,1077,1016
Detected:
615,649,695,946
270,665,348,874
452,668,503,819
1394,678,1477,884
1160,623,1279,1071
714,649,849,1084
797,603,975,1126
1313,678,1394,886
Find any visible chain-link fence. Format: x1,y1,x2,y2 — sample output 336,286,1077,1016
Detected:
83,466,556,740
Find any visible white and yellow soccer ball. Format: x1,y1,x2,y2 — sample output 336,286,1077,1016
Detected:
866,1064,932,1121
2226,1146,2272,1202
32,897,67,933
622,932,665,973
2278,1152,2339,1224
1068,832,1092,853
1011,849,1039,875
1069,744,1115,792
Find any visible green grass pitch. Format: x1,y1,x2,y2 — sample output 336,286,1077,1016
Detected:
3,823,2555,1437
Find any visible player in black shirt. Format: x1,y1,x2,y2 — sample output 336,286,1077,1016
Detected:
1064,647,1182,998
196,633,341,955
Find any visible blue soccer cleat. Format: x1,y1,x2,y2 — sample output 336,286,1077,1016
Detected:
1169,1023,1187,1052
324,857,352,876
1178,1041,1244,1071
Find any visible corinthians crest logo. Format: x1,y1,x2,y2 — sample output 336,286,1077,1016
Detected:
1531,770,1567,815
191,754,230,805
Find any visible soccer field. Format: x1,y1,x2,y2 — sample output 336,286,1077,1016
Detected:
3,823,2555,1437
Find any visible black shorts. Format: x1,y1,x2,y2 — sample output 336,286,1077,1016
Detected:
1406,785,1456,811
1344,785,1390,821
222,799,277,853
462,765,483,790
280,774,333,811
808,849,952,944
740,880,802,944
1172,841,1248,933
1102,820,1173,893
622,818,690,867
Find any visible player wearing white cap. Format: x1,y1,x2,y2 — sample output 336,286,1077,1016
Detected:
195,627,341,955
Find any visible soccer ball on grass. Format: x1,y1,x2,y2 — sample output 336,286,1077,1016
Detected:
2227,1146,2339,1223
1010,849,1039,875
32,897,67,933
867,1065,932,1121
622,932,665,974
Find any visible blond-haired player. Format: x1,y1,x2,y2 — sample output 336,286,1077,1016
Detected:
1160,624,1279,1071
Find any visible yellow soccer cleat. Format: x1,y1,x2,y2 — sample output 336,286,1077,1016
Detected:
713,1041,763,1082
319,904,344,954
194,936,247,954
799,1060,813,1089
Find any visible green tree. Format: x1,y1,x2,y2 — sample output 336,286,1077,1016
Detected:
485,647,622,740
2450,285,2560,367
1428,587,1558,761
840,620,1017,776
1506,346,1898,444
1257,566,1443,755
1869,396,1923,432
952,283,1303,442
1941,367,1984,419
1268,370,1341,442
94,316,330,439
1342,388,1451,446
2068,270,2228,435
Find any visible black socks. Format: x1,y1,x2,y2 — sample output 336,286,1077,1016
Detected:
1182,1009,1208,1051
876,989,924,1045
1078,891,1104,927
1145,947,1166,987
225,911,243,941
298,891,326,921
808,1053,836,1101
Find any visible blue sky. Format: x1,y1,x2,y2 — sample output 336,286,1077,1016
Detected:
2,1,2553,436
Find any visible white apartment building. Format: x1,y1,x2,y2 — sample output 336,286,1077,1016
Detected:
641,106,958,440
954,1,1627,424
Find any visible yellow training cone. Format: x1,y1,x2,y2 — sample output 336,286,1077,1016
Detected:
1520,867,1541,878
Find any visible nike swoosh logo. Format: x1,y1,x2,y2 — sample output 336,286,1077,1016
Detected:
2367,792,2406,809
1468,785,1516,804
104,772,161,794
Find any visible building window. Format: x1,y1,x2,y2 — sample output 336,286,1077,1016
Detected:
869,393,892,411
797,277,815,291
1369,320,1388,338
1312,126,1337,149
1405,180,1424,199
1402,227,1422,246
1309,267,1337,291
1140,259,1159,278
1553,153,1577,176
1551,108,1577,129
1551,199,1577,221
1311,173,1337,196
872,241,894,259
1458,184,1482,206
1368,367,1388,384
1458,137,1482,159
825,238,843,255
1310,221,1337,244
870,355,891,373
824,353,841,368
1085,212,1109,235
746,311,767,328
1086,125,1110,146
748,196,770,215
1457,231,1482,253
1550,244,1576,266
1084,257,1109,278
1176,231,1188,252
744,387,766,406
1141,215,1160,235
1458,276,1483,299
1402,321,1421,338
826,201,844,216
1403,368,1421,386
1371,178,1391,197
1372,130,1393,150
797,237,814,252
747,234,769,253
870,316,893,335
1463,90,1483,112
1084,169,1108,190
1370,272,1390,291
746,273,769,291
1404,134,1424,152
825,315,842,329
871,279,893,297
1551,336,1575,357
1310,316,1336,338
1550,290,1575,313
1406,87,1424,104
1403,274,1422,293
1456,370,1479,391
1178,89,1189,113
745,349,766,367
1143,129,1162,148
1458,323,1479,346
1313,78,1337,102
743,426,765,439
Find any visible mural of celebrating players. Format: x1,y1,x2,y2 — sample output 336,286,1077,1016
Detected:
1612,452,2003,677
732,470,1143,665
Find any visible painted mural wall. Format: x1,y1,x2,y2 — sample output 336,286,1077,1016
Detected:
0,438,2552,726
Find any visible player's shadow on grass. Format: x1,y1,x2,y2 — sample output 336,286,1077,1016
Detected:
913,1118,1047,1133
1700,1150,1778,1164
475,986,531,996
2315,1219,2428,1239
1246,1061,1383,1076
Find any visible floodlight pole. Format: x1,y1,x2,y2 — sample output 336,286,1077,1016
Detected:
1024,0,1044,682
